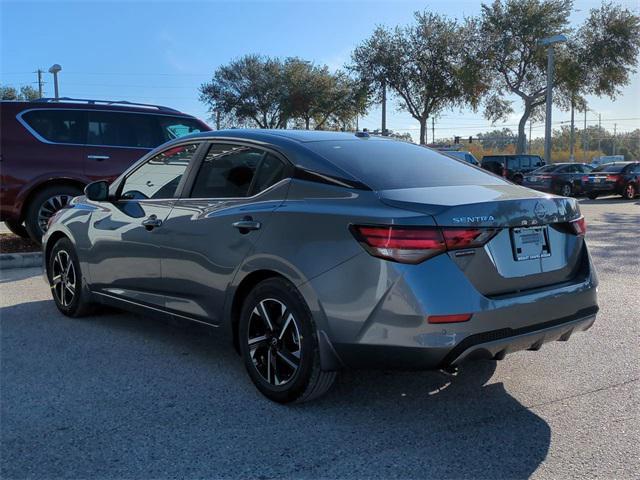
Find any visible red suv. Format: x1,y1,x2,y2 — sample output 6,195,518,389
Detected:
1,98,210,242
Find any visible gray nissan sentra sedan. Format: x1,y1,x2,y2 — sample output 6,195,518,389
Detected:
43,130,598,403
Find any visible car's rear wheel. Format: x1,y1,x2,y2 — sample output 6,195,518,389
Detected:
3,219,29,239
560,183,573,197
25,185,83,244
48,237,94,317
622,183,636,200
587,193,599,200
238,278,336,403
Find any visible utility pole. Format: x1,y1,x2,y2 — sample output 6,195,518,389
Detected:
569,99,575,162
36,69,44,98
431,117,435,144
598,113,602,153
613,123,617,155
583,108,587,162
381,79,387,135
539,34,566,164
528,120,532,154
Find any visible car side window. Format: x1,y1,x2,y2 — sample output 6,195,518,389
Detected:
519,156,531,168
21,109,86,144
120,143,199,200
531,157,544,168
190,144,287,198
88,112,160,148
157,116,205,142
507,157,518,170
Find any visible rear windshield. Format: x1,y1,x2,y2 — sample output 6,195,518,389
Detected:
593,164,626,173
308,140,507,190
534,164,563,173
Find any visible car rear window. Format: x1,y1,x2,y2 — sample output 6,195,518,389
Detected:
21,109,85,144
534,164,562,173
593,164,626,173
307,140,507,190
158,116,205,141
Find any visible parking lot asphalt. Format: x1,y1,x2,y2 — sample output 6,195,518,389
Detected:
1,197,638,480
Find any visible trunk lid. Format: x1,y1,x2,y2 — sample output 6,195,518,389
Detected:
377,184,586,297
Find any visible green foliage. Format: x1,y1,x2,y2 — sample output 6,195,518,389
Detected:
480,0,640,154
199,55,367,130
350,12,486,144
1,85,40,101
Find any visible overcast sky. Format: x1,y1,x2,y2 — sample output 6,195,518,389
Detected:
2,0,639,141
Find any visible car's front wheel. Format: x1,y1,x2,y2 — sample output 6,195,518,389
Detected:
560,183,573,197
622,183,637,200
48,237,94,317
3,219,29,239
587,193,599,200
238,278,336,403
25,185,83,244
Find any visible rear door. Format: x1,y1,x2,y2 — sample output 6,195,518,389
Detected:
84,111,158,182
87,142,201,308
157,142,290,324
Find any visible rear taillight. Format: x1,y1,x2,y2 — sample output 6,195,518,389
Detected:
570,216,587,236
351,225,498,264
606,174,621,182
581,175,589,182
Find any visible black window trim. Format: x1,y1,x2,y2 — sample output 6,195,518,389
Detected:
112,140,208,201
180,140,295,201
16,107,202,150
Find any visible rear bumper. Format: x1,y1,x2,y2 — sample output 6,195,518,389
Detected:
331,306,597,369
582,183,621,195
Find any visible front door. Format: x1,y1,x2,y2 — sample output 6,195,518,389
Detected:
158,142,290,324
87,142,201,309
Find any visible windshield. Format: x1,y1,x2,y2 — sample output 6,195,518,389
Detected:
308,140,507,190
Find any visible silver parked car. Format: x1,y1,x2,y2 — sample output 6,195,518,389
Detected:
43,130,599,403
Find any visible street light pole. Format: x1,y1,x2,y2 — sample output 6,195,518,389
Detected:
538,35,567,164
48,64,62,100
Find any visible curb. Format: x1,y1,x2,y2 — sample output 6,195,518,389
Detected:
0,252,43,270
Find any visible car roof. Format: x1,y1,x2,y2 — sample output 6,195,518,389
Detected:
0,98,193,116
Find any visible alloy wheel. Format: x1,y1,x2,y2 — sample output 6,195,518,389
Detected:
625,184,635,199
51,250,76,307
247,298,302,386
561,184,572,197
37,195,73,233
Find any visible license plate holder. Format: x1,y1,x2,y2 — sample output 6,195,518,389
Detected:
510,226,551,261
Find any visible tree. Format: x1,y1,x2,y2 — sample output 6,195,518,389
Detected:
476,128,518,150
480,0,573,153
1,85,40,101
351,12,486,144
481,0,640,154
200,55,288,129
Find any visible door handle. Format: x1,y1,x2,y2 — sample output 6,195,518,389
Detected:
232,216,261,233
142,214,162,230
87,155,110,161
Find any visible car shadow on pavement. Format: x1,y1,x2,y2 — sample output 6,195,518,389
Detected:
1,299,551,480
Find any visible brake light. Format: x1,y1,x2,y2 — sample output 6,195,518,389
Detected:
581,175,589,182
351,225,498,264
570,216,587,236
428,313,472,324
606,174,621,182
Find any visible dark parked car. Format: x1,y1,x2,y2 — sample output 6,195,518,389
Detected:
0,98,210,242
582,162,640,200
442,150,480,166
44,130,598,403
523,163,594,197
481,154,546,183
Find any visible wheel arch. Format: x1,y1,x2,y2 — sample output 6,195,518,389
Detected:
18,178,86,222
43,230,72,277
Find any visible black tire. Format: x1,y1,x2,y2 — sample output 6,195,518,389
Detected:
513,174,523,185
560,183,573,197
4,219,29,238
622,183,636,200
25,185,83,244
47,237,94,317
238,277,336,403
587,193,599,200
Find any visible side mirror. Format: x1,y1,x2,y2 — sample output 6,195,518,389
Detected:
84,180,110,202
